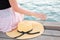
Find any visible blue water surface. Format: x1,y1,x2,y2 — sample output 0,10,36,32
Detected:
17,0,60,22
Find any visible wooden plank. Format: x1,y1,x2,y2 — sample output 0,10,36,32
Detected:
0,38,17,40
0,30,60,40
30,36,60,40
38,21,60,30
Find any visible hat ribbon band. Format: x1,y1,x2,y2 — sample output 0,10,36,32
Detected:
14,29,40,38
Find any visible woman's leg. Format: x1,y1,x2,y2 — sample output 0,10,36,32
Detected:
0,8,24,32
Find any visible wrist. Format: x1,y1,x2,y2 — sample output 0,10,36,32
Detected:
31,12,37,17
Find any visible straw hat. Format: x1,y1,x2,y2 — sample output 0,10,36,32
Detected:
6,20,44,39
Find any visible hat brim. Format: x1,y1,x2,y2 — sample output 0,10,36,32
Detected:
6,21,44,39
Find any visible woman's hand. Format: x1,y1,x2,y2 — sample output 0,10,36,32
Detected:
34,13,46,20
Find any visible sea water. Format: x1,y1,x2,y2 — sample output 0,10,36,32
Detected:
17,0,60,22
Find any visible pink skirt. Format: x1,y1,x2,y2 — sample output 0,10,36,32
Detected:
0,8,24,32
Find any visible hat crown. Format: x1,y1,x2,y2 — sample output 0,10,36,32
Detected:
18,21,33,32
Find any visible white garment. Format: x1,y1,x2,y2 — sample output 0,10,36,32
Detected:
0,8,24,32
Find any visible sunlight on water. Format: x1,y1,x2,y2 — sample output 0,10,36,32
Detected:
17,0,60,22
